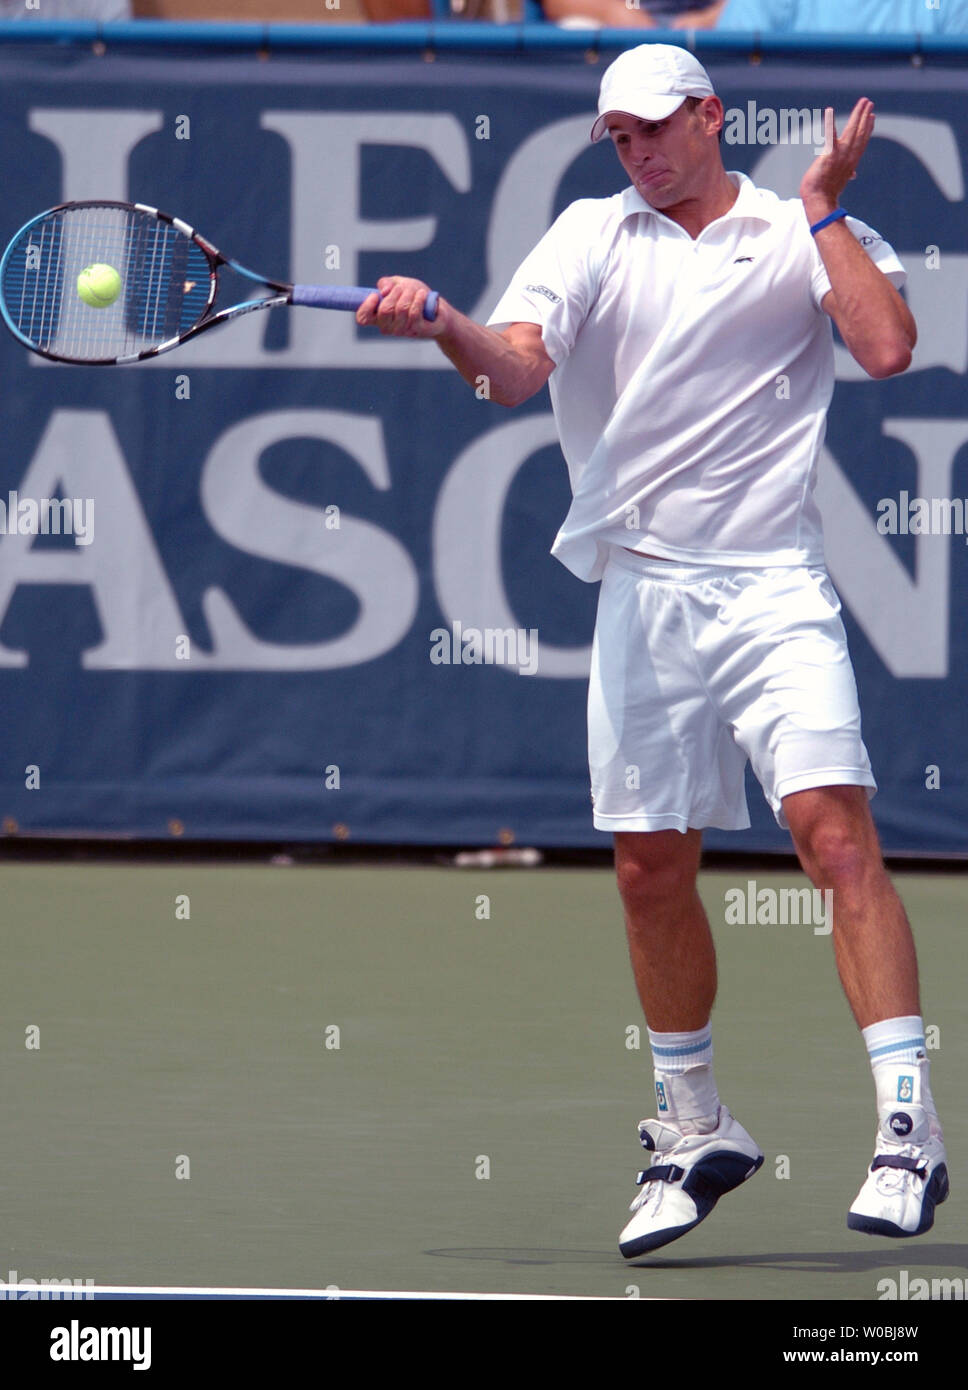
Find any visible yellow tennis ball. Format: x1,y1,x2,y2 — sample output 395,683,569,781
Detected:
77,263,122,309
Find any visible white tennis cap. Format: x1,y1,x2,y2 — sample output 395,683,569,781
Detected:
590,44,715,143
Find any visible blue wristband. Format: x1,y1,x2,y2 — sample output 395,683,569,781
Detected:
810,208,848,235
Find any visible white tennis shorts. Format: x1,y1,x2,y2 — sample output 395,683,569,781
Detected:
588,547,876,833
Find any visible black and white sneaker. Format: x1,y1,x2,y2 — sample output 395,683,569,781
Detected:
848,1105,949,1238
619,1106,764,1259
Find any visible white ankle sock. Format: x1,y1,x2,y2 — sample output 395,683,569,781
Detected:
648,1025,719,1131
862,1014,936,1117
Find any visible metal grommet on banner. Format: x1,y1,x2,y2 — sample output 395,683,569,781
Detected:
750,30,763,66
168,818,185,837
3,816,18,835
333,823,350,841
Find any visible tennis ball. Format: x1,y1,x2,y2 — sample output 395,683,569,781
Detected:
77,263,122,309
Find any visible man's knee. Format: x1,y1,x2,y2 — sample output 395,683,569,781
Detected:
785,787,884,888
614,830,702,912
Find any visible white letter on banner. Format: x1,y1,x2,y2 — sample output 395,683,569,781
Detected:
29,109,163,203
433,414,590,679
199,410,418,668
0,411,191,669
157,114,471,369
816,419,968,677
470,115,591,325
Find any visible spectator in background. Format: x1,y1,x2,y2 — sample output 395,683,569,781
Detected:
0,0,132,15
543,0,726,26
717,0,968,33
359,0,429,17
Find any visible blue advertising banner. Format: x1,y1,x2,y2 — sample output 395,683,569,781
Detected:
0,38,966,851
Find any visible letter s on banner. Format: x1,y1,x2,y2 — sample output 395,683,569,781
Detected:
200,409,418,669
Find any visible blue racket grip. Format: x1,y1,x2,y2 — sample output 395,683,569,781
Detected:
291,284,439,320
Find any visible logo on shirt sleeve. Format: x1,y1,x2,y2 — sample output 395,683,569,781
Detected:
524,283,563,304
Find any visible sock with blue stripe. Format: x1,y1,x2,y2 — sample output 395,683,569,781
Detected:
862,1015,937,1118
648,1024,719,1134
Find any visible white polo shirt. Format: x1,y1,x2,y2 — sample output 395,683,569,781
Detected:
486,171,905,582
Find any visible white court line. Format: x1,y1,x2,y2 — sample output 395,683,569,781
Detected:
1,1283,658,1301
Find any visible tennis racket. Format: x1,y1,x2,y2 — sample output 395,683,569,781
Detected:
0,199,439,365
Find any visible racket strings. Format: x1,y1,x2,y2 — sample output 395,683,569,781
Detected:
1,205,212,362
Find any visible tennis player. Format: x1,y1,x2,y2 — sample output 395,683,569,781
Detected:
358,44,948,1257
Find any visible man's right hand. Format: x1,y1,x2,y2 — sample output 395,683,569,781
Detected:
356,280,554,407
356,276,448,339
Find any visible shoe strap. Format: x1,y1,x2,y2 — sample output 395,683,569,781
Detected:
636,1163,685,1187
871,1154,927,1177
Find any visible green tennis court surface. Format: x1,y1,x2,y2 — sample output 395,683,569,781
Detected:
2,862,964,1301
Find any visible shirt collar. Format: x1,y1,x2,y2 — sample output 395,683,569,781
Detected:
620,171,774,229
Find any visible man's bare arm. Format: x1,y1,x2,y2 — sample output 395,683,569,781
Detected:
818,256,916,381
356,276,556,406
539,0,724,26
540,0,657,27
801,100,916,379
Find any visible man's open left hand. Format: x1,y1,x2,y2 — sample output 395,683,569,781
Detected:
800,99,875,217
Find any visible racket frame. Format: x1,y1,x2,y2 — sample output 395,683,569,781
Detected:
0,199,428,366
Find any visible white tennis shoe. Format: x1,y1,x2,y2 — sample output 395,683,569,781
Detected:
848,1105,949,1238
619,1106,764,1259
